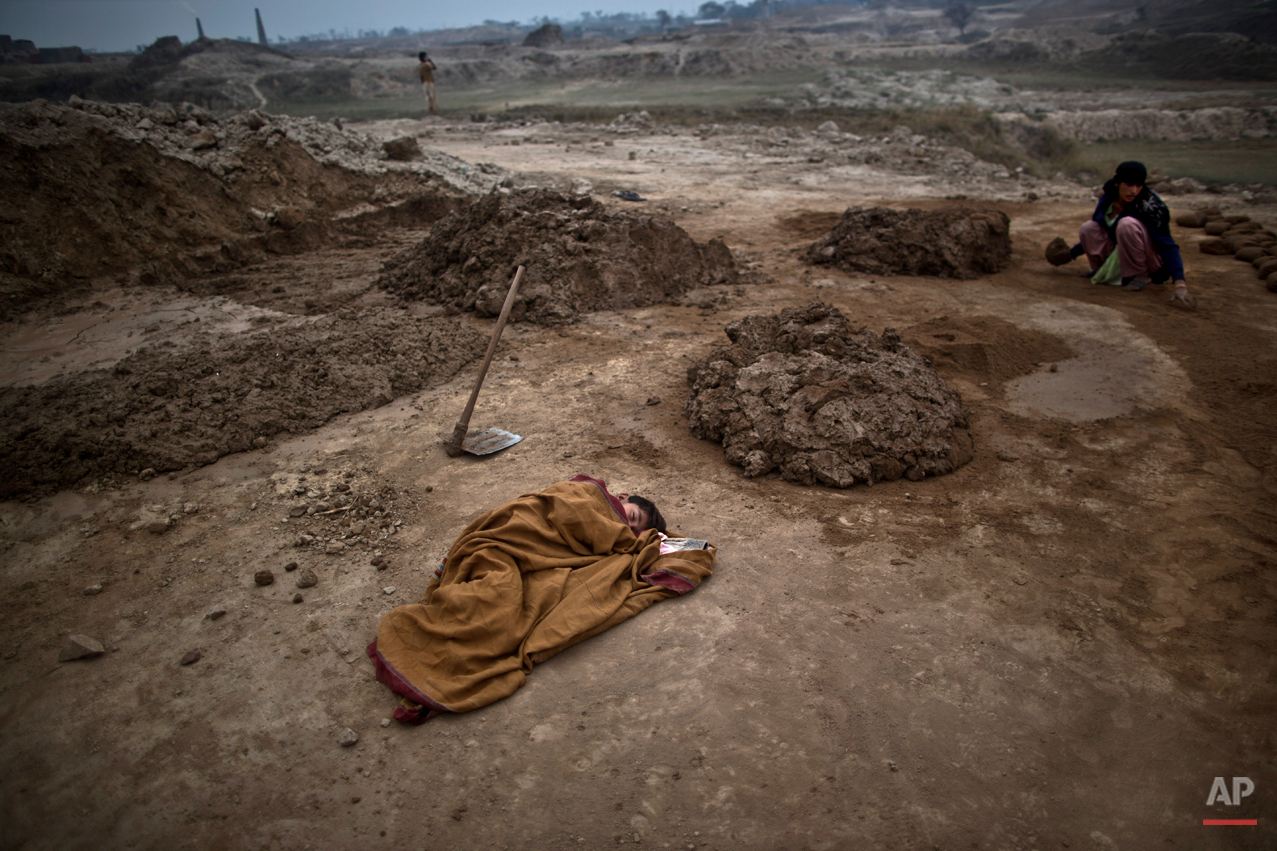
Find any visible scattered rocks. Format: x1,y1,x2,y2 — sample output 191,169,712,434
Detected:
284,561,299,572
292,593,304,604
685,303,973,487
57,634,105,662
338,728,359,747
296,568,318,589
179,649,201,666
206,605,228,621
254,570,275,586
806,206,1012,279
83,584,103,596
383,586,397,595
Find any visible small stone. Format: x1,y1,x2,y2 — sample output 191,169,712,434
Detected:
206,606,227,621
383,586,396,595
296,568,318,589
179,649,201,665
383,136,422,161
338,728,359,747
289,506,307,518
182,503,200,515
58,635,105,662
325,541,344,555
370,555,383,567
187,129,217,151
254,570,275,586
292,593,304,604
83,583,103,596
138,468,157,481
645,396,661,406
284,561,299,572
380,718,392,727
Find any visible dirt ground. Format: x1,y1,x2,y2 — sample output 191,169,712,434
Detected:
1,107,1275,851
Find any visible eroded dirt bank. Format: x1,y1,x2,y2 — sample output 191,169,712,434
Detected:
1,107,1275,851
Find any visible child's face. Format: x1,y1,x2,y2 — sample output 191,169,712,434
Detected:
619,498,650,535
1117,181,1142,203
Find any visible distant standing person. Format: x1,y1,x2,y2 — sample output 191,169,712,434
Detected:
418,51,438,116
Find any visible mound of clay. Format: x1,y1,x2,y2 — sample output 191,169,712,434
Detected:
0,310,485,499
378,189,740,325
806,206,1012,279
1045,236,1074,266
685,303,972,487
0,99,502,321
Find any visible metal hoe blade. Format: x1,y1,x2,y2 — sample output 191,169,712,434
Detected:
460,427,523,456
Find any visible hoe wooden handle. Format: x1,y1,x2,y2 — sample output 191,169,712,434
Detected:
444,265,525,456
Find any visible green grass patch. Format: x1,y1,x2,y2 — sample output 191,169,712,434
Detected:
1073,138,1277,185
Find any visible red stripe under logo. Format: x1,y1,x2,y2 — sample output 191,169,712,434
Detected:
1203,819,1258,826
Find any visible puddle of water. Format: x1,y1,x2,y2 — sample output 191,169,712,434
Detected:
1006,303,1188,422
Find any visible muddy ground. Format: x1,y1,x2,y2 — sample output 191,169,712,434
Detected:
1,105,1275,851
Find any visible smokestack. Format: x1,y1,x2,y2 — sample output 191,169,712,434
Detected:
255,8,267,45
196,18,205,39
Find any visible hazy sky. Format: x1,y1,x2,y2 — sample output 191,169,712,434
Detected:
1,0,700,53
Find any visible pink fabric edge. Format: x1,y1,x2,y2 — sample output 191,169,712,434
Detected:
643,568,697,595
366,640,451,725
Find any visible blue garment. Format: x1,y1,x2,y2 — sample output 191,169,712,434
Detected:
1089,179,1185,281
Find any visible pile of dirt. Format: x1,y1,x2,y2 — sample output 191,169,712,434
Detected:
377,189,741,325
0,99,503,320
685,302,973,487
806,206,1012,279
0,309,485,499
